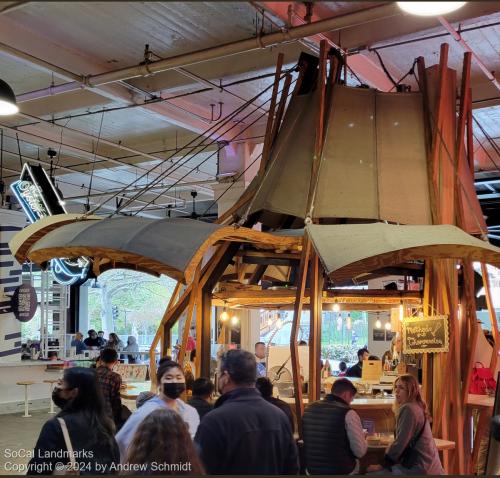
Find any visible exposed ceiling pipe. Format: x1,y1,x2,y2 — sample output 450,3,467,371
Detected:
16,112,215,185
0,138,189,204
65,176,225,200
6,3,400,102
437,16,500,92
1,121,214,195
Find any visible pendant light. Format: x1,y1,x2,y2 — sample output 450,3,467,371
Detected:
397,2,466,16
375,312,382,329
0,79,19,115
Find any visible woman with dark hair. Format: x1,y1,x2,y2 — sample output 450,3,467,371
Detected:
368,374,443,475
125,408,204,474
27,367,119,474
116,360,199,461
107,333,124,351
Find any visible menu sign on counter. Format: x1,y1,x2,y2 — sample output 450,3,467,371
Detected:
403,315,449,354
11,284,38,322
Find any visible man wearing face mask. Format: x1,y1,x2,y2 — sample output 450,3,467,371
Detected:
195,349,299,474
115,359,199,462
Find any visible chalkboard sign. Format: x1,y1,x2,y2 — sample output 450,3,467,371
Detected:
403,315,449,354
11,284,38,323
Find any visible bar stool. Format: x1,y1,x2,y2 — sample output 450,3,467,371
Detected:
16,381,35,417
43,379,59,414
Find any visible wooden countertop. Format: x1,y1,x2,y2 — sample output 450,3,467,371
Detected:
367,434,455,451
467,394,494,408
281,396,394,408
120,381,154,400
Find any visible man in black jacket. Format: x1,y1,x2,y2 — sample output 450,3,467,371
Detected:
346,348,369,378
303,378,367,474
195,349,299,474
188,377,214,420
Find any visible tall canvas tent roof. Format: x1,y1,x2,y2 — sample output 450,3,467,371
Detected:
245,84,432,226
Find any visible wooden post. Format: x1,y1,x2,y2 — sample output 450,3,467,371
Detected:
270,73,292,147
309,252,323,402
466,88,474,175
199,242,241,377
178,268,200,368
258,53,284,176
481,263,500,372
305,40,328,219
290,236,311,437
417,56,432,154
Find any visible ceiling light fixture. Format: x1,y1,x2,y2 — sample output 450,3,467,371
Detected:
0,79,19,115
385,321,392,331
397,2,466,16
231,315,239,326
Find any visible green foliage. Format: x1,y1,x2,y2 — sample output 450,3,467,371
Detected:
87,269,176,336
321,343,359,362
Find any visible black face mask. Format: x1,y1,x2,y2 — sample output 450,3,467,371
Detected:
163,382,186,399
52,389,70,409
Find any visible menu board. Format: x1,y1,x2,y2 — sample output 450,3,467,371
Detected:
403,315,449,354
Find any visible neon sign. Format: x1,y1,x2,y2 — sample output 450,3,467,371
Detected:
10,164,90,286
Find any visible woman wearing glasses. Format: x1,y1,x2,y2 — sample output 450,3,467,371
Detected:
368,374,443,475
27,367,120,474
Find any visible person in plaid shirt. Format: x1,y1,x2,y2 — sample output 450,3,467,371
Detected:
96,348,124,430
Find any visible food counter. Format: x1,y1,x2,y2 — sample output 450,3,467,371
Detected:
0,360,64,414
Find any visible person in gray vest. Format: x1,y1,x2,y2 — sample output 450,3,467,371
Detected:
303,378,367,474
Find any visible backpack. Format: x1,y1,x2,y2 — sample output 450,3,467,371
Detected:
469,362,497,395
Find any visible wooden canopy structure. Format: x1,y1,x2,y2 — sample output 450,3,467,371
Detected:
9,44,500,474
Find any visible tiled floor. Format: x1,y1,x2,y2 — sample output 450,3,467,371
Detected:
0,410,51,475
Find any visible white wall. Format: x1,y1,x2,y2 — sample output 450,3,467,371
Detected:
367,311,393,358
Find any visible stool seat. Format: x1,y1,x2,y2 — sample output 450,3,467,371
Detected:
43,379,59,384
16,381,34,417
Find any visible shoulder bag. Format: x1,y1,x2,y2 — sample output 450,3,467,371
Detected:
53,418,80,475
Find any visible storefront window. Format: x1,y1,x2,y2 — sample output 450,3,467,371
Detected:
259,309,369,368
85,269,176,350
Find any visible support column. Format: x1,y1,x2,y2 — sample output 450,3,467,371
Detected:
240,308,260,353
0,209,26,361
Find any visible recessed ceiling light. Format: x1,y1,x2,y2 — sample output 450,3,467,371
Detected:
397,2,466,16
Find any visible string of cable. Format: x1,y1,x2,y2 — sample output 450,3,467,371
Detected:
88,67,296,216
111,74,292,216
129,77,297,217
471,115,500,164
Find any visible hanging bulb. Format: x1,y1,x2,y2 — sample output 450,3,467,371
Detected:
399,303,404,322
375,319,382,329
333,302,340,313
397,2,465,16
276,318,283,329
267,318,273,327
220,309,229,322
385,322,392,331
231,315,239,326
346,314,352,330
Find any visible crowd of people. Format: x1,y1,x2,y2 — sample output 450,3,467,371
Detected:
26,344,447,475
71,330,140,363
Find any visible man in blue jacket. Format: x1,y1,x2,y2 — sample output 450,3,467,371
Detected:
195,349,299,474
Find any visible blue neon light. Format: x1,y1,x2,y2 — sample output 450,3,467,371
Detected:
10,166,90,286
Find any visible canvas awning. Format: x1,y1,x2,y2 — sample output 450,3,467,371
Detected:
245,85,431,226
306,223,500,283
9,213,101,263
11,215,301,283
